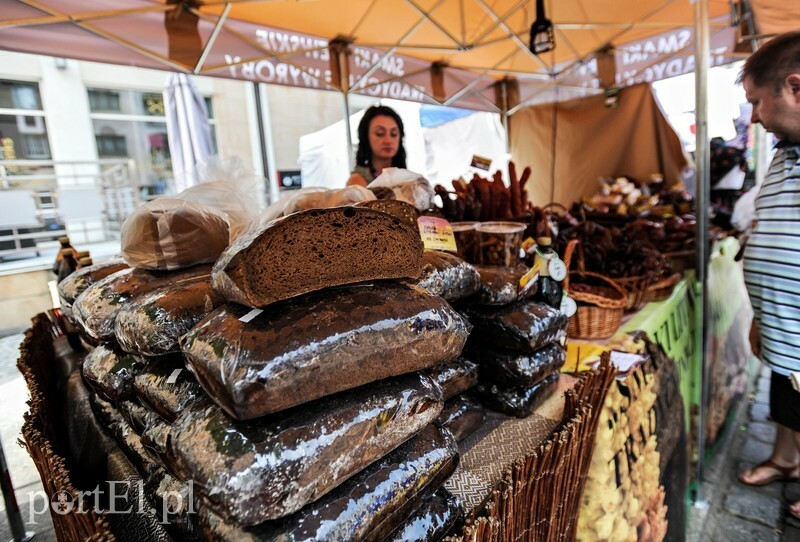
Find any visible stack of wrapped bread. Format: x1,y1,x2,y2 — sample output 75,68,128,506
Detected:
58,198,471,541
56,187,569,541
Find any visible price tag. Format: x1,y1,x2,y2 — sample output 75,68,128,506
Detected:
560,295,577,317
417,216,457,252
166,368,183,384
548,257,567,281
239,308,263,323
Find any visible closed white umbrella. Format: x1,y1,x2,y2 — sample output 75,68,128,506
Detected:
164,73,214,193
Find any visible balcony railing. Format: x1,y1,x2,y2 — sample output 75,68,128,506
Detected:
0,159,145,259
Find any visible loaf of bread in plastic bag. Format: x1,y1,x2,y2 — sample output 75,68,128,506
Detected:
473,342,566,387
471,264,532,306
121,198,230,271
385,488,464,542
211,206,424,308
57,258,129,315
435,394,487,444
464,301,567,353
197,424,458,541
133,356,204,422
144,468,202,541
82,343,146,402
72,264,212,342
475,373,560,418
425,357,479,401
170,373,444,526
115,279,224,356
181,282,470,419
414,250,481,301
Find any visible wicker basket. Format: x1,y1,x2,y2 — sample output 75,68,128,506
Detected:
642,272,682,303
563,240,628,340
614,274,653,312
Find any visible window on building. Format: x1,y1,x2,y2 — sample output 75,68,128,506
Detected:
0,80,51,163
88,88,216,197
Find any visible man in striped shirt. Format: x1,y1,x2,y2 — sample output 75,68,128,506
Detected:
737,31,800,520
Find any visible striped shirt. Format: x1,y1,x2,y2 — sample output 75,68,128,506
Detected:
743,143,800,375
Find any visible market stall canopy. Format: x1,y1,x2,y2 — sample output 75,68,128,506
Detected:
0,0,771,112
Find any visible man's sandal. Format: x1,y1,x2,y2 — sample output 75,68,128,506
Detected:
738,458,800,487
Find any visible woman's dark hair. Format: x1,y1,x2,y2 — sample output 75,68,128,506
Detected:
355,105,407,169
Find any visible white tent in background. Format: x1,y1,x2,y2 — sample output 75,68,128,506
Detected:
164,73,214,193
298,99,506,189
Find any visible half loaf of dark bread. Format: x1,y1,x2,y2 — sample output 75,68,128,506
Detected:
211,206,424,308
181,282,470,419
356,199,419,228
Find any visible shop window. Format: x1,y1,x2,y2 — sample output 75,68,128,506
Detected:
0,80,42,110
89,87,216,197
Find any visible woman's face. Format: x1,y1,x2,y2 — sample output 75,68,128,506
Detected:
368,115,400,162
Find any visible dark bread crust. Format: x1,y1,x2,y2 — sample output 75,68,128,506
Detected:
57,258,129,308
356,199,419,228
212,206,424,308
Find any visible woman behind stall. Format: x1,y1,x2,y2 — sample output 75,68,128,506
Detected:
347,105,407,186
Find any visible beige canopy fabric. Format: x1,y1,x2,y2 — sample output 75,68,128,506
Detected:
510,83,689,206
0,0,750,112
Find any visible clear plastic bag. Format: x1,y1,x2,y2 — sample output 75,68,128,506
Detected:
260,185,375,223
121,198,230,271
170,373,443,525
369,167,436,211
179,156,261,240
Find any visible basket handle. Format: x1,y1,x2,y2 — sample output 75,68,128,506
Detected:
562,239,586,293
542,202,568,217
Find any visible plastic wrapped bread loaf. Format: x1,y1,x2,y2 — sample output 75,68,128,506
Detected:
119,400,155,434
475,373,560,418
435,395,486,443
464,301,568,353
134,356,204,422
181,282,469,419
141,417,174,468
72,264,212,342
57,258,129,315
474,343,566,387
121,198,231,271
144,469,202,541
115,279,224,356
198,424,459,542
170,373,444,526
471,265,529,305
414,250,481,301
82,344,145,402
425,357,479,401
211,207,424,308
385,488,464,542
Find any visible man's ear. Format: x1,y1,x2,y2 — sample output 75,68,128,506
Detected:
786,73,800,102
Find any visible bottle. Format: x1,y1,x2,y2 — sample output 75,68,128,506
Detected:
57,248,79,283
75,251,90,268
52,236,74,275
533,237,562,309
78,257,93,268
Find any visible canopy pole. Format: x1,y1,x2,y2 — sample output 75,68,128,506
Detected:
330,40,354,171
343,93,354,171
693,0,711,507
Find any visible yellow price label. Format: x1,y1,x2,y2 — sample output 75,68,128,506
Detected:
417,216,458,252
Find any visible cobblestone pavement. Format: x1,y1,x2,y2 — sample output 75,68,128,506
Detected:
689,364,800,542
